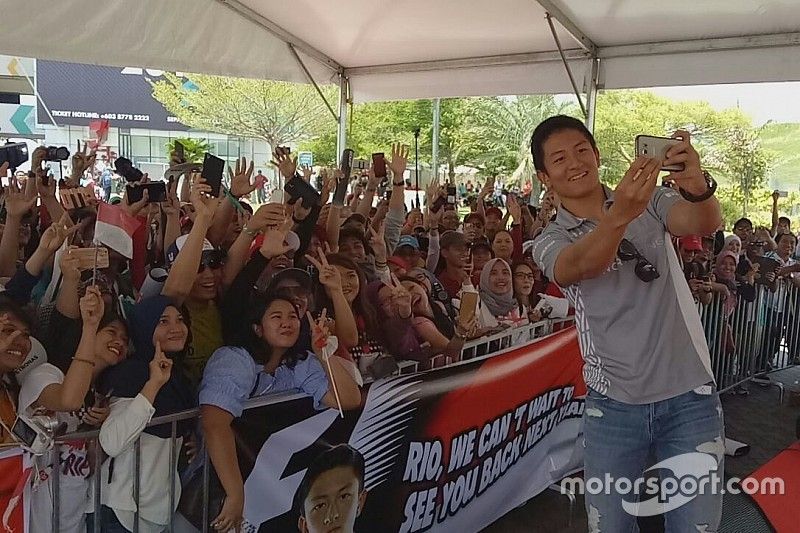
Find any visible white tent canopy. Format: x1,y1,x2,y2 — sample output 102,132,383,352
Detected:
4,0,800,104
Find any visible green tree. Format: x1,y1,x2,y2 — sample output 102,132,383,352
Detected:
718,124,774,218
165,138,210,163
151,73,336,148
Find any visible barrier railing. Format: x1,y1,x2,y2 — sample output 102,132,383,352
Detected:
698,281,799,396
45,317,572,533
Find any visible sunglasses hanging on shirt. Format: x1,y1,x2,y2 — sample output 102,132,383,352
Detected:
617,239,660,283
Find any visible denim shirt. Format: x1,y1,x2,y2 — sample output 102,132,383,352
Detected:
198,346,329,417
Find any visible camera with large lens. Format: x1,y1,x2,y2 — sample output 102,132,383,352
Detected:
11,413,67,456
44,146,70,162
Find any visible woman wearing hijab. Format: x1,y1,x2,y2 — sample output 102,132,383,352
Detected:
475,258,518,329
714,250,757,369
94,295,197,533
723,234,742,257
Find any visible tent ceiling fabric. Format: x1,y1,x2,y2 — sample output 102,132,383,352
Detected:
1,0,799,102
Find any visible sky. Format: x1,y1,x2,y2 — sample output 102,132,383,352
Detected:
647,82,800,126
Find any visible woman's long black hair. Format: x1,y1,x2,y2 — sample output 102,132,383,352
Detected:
232,292,308,369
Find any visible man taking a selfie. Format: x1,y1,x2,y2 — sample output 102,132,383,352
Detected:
530,116,723,532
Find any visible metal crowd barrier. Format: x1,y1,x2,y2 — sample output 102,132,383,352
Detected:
698,281,799,397
47,317,573,533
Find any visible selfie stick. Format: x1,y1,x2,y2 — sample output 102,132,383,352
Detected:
322,336,344,418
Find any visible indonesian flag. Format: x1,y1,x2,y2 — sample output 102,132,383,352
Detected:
95,202,141,258
89,118,110,144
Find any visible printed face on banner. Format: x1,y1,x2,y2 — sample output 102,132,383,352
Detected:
298,466,366,533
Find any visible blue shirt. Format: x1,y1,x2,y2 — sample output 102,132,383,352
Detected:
198,346,330,417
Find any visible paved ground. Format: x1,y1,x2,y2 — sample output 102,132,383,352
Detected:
482,367,800,533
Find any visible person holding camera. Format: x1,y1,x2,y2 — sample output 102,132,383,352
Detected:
529,115,724,532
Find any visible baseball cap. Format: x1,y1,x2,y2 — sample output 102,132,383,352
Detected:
396,235,420,251
440,230,468,250
267,267,312,293
166,234,224,267
679,235,703,252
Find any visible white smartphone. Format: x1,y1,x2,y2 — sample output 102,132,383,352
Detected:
635,135,684,172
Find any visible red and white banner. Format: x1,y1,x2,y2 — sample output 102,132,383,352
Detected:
0,447,30,533
181,326,586,532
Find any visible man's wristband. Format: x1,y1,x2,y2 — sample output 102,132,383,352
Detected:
242,226,259,238
678,171,717,203
393,181,404,187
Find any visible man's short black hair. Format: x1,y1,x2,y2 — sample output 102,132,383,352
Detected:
293,444,365,518
733,217,753,230
530,115,597,173
778,216,791,225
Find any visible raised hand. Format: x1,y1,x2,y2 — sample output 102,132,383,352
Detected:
479,177,495,200
387,273,412,318
189,173,221,223
259,215,294,259
607,156,660,227
60,246,82,282
38,214,77,254
69,140,97,186
663,130,705,195
388,143,409,182
228,156,256,198
148,341,173,387
271,147,297,180
162,178,180,218
248,203,287,234
506,194,522,223
3,175,37,219
300,164,313,183
308,309,332,359
305,253,342,294
368,220,387,263
79,286,105,329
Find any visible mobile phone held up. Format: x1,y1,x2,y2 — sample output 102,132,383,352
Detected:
126,181,168,204
284,175,321,207
635,135,684,172
372,153,386,178
0,142,29,171
333,149,354,207
201,153,225,197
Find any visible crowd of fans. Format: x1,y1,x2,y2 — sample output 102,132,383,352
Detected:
676,192,800,392
0,141,569,532
0,132,797,531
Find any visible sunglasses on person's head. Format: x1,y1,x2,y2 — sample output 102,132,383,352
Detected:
617,239,660,282
197,252,225,273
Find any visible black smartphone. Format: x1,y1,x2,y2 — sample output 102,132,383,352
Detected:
127,182,168,204
201,153,225,197
0,142,29,170
284,175,321,207
372,153,387,178
114,157,144,182
174,141,185,163
447,185,457,204
340,148,354,178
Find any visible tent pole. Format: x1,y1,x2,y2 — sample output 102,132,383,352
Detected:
432,98,441,183
545,12,586,118
336,75,349,158
288,44,339,122
585,58,600,132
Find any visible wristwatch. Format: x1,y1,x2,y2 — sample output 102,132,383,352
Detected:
679,171,717,203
